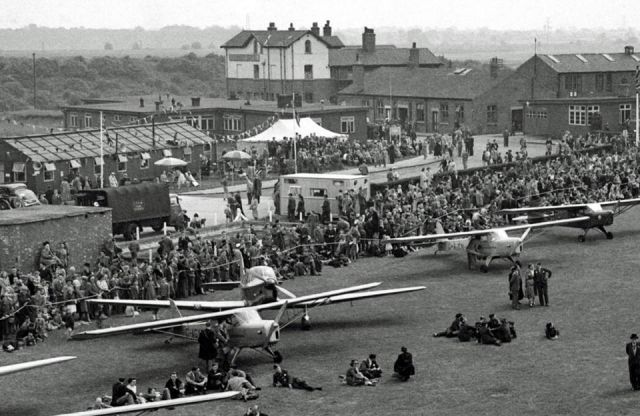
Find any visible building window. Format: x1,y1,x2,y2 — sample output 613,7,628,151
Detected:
184,146,192,162
44,163,56,182
440,103,449,119
377,99,385,118
486,105,497,124
568,105,586,125
340,116,355,133
140,154,150,169
130,116,137,123
94,157,104,174
587,105,600,126
117,155,127,172
304,65,313,80
305,40,312,54
606,73,613,92
201,117,214,131
620,104,632,124
69,113,78,128
416,103,425,122
596,73,604,92
223,115,242,131
253,64,260,79
310,188,326,197
113,114,121,122
304,92,313,103
12,162,25,182
456,105,465,123
565,74,582,94
84,113,92,128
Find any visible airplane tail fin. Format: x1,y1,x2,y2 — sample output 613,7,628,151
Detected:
167,299,182,319
435,220,445,235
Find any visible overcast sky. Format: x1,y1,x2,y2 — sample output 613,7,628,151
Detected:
0,0,637,31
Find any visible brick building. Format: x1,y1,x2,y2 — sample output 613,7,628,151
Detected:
473,46,640,137
0,121,209,195
0,205,111,271
221,21,344,103
338,64,503,134
61,95,367,141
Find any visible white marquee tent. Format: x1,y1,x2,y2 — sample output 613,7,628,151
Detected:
239,117,345,143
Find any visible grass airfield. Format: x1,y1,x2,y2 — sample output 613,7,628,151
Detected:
3,209,640,416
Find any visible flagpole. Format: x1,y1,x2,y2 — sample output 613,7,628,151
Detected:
100,110,104,188
292,92,297,173
636,91,639,148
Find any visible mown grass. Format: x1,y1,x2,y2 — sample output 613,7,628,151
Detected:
2,208,640,416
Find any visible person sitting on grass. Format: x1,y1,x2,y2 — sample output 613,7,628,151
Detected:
163,372,184,399
393,346,415,381
226,371,259,401
545,322,560,340
272,364,322,391
433,313,464,338
359,354,382,380
207,362,227,391
185,367,208,395
477,321,501,346
345,359,376,386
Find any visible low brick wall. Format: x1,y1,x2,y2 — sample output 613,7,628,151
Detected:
0,205,112,272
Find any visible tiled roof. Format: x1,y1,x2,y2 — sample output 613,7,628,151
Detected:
221,30,343,49
4,121,210,163
338,67,500,100
329,47,442,67
538,52,640,73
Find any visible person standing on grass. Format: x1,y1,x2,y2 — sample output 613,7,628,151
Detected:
525,264,536,307
627,334,640,391
508,265,523,310
534,262,552,306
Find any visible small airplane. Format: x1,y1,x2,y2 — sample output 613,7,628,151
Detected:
499,197,640,242
72,266,425,364
52,391,239,416
0,356,77,376
386,217,589,272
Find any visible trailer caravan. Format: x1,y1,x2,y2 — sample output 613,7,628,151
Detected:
279,173,370,217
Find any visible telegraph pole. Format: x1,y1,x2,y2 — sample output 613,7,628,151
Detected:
32,53,37,109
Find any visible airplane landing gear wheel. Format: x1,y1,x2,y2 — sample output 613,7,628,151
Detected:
480,265,489,273
272,350,283,364
606,232,613,240
578,235,586,242
300,314,311,330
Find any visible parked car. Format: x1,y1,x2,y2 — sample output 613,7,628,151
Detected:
0,183,40,208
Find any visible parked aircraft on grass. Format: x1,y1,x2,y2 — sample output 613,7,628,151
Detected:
72,266,425,364
387,217,589,272
52,392,239,416
499,198,640,241
0,356,76,376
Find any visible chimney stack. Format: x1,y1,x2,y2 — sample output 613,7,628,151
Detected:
267,22,277,31
288,23,295,31
625,45,634,55
323,20,332,37
191,97,200,107
490,57,503,79
139,97,144,108
362,27,376,53
311,22,320,36
408,42,419,68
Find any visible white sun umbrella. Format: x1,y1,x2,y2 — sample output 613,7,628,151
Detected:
222,150,252,161
154,157,188,167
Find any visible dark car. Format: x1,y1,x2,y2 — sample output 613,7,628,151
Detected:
0,183,40,208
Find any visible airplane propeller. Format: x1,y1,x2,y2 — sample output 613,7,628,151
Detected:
264,301,287,349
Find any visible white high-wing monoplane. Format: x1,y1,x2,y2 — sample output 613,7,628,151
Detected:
499,197,640,241
0,356,76,376
72,266,425,364
386,217,589,272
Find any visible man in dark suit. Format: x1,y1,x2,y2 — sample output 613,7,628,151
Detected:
627,334,640,390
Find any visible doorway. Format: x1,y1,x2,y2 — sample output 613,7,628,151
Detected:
511,109,523,132
431,111,439,132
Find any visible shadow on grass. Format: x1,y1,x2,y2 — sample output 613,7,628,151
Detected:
1,404,43,416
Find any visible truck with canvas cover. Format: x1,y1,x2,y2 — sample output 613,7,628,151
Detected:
76,183,178,240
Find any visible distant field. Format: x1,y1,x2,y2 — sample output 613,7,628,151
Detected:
1,48,222,58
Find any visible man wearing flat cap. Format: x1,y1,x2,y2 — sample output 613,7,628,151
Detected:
626,333,640,390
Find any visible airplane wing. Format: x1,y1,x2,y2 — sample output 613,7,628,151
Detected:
86,298,246,311
52,391,239,416
599,197,640,209
499,203,589,214
0,356,76,376
387,217,591,244
71,282,422,339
